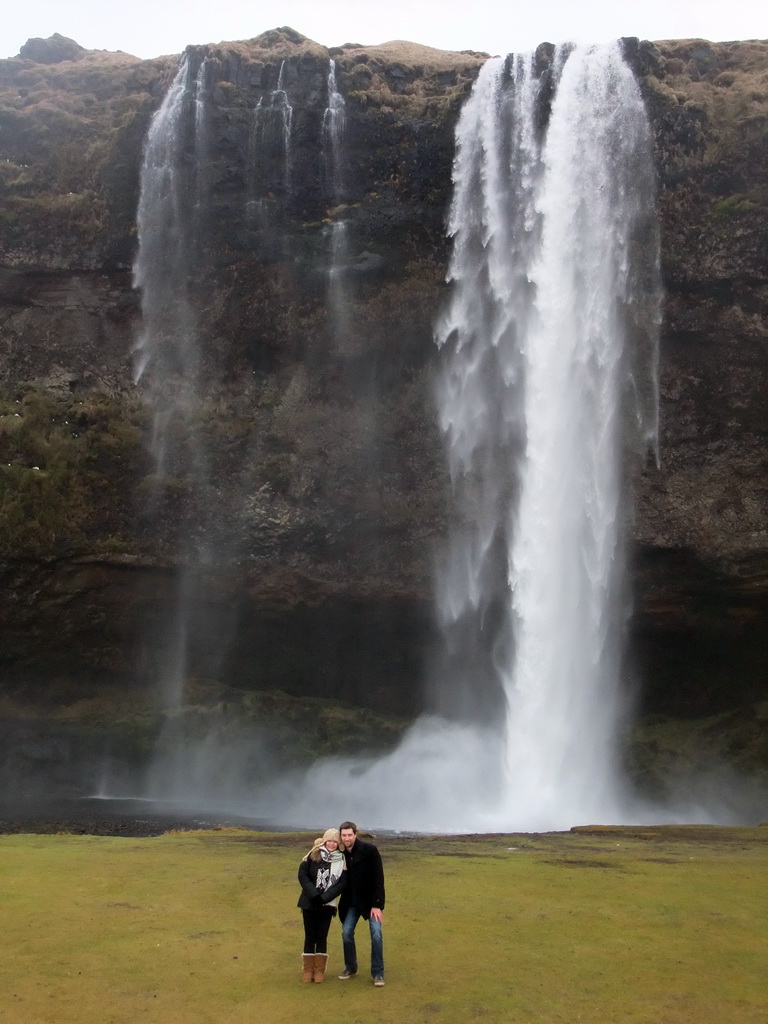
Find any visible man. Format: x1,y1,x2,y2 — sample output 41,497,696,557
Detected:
338,820,385,986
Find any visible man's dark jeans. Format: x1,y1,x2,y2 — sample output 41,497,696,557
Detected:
341,906,384,977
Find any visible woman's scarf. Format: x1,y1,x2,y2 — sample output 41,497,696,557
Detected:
315,846,345,897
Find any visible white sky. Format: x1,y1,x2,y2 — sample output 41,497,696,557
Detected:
2,0,765,61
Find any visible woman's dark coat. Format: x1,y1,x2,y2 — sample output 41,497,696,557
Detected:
297,854,347,913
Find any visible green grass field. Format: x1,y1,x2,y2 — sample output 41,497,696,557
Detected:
1,825,766,1024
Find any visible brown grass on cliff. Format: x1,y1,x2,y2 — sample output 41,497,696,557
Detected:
650,39,768,157
343,39,490,69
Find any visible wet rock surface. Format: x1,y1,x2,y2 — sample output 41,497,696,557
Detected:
0,797,277,836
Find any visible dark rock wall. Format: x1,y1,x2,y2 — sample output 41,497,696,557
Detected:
630,39,767,718
0,31,765,737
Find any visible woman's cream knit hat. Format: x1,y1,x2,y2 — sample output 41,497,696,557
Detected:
304,827,341,860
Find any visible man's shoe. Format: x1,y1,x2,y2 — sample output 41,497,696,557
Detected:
338,968,357,980
373,975,385,987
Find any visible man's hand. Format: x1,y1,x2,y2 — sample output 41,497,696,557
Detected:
370,908,383,922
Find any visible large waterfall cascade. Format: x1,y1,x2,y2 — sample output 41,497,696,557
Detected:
433,41,661,824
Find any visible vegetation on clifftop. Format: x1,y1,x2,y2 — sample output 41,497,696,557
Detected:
647,39,768,287
0,48,174,264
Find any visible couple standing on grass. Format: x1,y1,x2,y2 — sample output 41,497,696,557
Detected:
297,820,385,987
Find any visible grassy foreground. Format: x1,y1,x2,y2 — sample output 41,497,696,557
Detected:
1,825,766,1024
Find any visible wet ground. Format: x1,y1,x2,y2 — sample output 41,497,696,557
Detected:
2,797,764,844
0,796,285,837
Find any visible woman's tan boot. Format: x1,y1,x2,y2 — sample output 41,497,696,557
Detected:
302,954,314,982
313,953,328,983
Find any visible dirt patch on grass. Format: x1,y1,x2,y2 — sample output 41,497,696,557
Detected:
571,823,768,845
541,858,622,869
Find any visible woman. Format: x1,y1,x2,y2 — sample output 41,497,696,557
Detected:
297,827,347,982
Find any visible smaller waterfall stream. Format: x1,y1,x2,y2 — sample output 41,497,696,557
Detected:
132,55,213,486
323,59,345,198
133,57,195,393
249,59,294,225
130,54,221,792
323,60,350,348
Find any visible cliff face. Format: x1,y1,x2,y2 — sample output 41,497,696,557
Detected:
0,31,765,775
0,29,485,726
632,39,767,719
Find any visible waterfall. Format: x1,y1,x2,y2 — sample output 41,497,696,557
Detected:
250,59,294,213
132,57,195,392
435,40,661,825
323,59,350,348
503,43,660,819
327,220,351,350
259,41,661,832
132,55,211,484
131,54,218,790
323,59,345,200
275,60,293,186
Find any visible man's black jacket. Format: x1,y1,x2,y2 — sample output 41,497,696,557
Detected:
339,838,385,921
